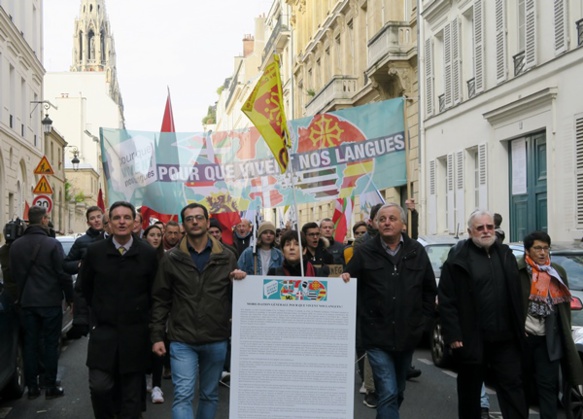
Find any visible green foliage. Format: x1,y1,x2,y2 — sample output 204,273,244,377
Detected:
74,191,85,203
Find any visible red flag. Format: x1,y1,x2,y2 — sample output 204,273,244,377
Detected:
97,188,105,212
211,212,241,246
140,206,178,230
160,87,175,132
23,201,30,221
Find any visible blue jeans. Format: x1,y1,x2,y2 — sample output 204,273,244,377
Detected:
20,306,63,389
170,340,228,419
366,348,413,419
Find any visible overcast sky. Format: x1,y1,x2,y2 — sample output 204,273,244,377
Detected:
43,0,273,133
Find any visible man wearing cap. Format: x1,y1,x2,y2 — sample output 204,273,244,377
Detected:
237,221,284,275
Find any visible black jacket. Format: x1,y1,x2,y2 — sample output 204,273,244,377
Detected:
345,233,436,352
63,227,102,274
9,225,73,307
80,236,158,374
438,239,526,363
233,231,252,256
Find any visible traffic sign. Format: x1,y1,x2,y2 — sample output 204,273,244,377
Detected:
32,194,53,213
33,156,54,175
33,175,54,194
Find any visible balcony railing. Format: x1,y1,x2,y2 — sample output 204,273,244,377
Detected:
438,94,445,113
577,18,583,47
262,16,289,63
367,21,412,69
305,76,358,116
513,50,525,76
466,78,476,99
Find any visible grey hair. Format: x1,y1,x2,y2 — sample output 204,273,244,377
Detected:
375,203,407,224
467,208,495,229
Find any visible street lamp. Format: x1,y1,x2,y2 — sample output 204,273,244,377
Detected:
70,148,80,171
41,114,53,134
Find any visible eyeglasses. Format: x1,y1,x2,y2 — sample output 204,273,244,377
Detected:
531,246,551,252
184,215,206,223
474,224,494,232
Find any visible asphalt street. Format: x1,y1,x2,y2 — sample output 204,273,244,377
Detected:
0,337,563,418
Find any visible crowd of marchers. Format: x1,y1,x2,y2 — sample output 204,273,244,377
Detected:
1,199,582,419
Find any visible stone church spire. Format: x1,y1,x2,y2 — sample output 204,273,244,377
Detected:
71,0,123,111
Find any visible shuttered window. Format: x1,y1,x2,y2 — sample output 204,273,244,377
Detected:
576,117,583,225
474,0,485,93
452,18,461,104
524,0,537,69
554,0,568,54
425,38,434,117
444,24,452,108
495,0,507,83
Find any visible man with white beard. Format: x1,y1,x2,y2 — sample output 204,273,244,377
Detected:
438,209,528,419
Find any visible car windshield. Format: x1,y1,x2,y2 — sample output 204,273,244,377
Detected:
58,240,74,256
551,254,583,291
425,244,454,278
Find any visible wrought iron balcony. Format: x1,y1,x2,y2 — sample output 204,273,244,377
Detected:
367,21,413,69
438,94,445,113
513,50,525,76
577,18,583,47
262,16,290,64
467,78,476,99
305,76,358,116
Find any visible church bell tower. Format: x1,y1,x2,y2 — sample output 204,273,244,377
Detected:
71,0,123,109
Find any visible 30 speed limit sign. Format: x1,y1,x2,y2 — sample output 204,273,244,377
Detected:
32,194,53,213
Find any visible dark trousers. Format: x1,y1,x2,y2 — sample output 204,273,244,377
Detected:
456,339,528,419
89,369,143,419
21,306,62,389
524,335,560,419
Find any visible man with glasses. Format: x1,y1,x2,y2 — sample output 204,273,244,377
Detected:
439,209,528,419
301,222,333,267
151,203,246,419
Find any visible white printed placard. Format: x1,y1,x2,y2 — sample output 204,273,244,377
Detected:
230,275,357,419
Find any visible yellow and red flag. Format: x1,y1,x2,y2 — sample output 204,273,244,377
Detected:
241,54,291,173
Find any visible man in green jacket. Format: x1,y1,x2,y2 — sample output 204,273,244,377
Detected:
151,203,246,419
518,231,583,419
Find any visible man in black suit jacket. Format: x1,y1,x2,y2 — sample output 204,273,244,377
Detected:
81,201,158,419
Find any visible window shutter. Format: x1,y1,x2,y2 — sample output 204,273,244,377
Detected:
524,0,537,69
495,0,507,83
576,117,583,226
425,38,434,117
455,150,465,234
429,160,437,234
444,23,453,108
478,143,488,207
554,0,568,55
452,18,461,104
474,0,485,93
447,153,455,232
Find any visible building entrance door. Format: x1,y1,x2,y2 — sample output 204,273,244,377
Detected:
509,132,547,242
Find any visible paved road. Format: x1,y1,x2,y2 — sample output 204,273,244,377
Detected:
0,337,563,418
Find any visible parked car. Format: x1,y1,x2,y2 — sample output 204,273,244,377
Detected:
417,235,461,352
0,261,25,399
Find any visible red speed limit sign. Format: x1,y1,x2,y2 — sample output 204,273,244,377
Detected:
32,194,53,213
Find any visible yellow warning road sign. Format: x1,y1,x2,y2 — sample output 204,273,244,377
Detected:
33,175,54,194
34,156,54,175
